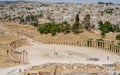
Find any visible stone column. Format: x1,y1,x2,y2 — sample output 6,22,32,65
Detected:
49,39,50,44
112,44,114,52
73,40,74,46
78,41,80,46
23,53,25,62
47,40,48,44
115,45,118,53
63,40,65,45
118,46,120,54
64,40,66,45
58,40,60,44
54,39,57,44
94,41,96,48
108,42,110,50
16,53,19,63
43,40,45,43
26,52,28,63
79,41,81,46
113,45,116,53
85,40,87,47
81,40,83,46
96,41,98,48
99,41,102,49
100,41,102,49
92,41,94,47
111,44,113,52
69,41,71,45
18,53,20,63
76,41,79,46
55,39,56,44
59,40,60,44
112,44,115,52
19,53,22,62
91,41,93,47
83,40,84,46
53,39,55,44
104,42,107,50
116,46,118,53
7,49,10,62
117,46,119,53
73,40,75,46
101,42,103,49
50,39,52,44
67,40,69,45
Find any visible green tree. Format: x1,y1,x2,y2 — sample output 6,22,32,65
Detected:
38,23,51,34
98,21,119,37
38,22,59,36
98,20,103,28
118,42,120,45
72,21,80,34
38,26,44,34
116,34,120,40
50,26,57,36
72,14,83,34
25,15,31,22
82,14,91,30
20,18,25,24
61,21,70,33
75,14,79,22
101,31,105,37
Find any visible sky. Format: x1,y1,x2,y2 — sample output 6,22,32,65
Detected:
0,0,120,4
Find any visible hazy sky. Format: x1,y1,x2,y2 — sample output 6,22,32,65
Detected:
0,0,120,4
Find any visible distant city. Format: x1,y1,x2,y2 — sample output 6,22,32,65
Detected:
0,0,120,4
0,1,119,27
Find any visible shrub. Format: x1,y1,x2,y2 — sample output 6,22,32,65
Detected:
116,34,120,40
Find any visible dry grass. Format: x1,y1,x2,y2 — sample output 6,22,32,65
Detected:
0,24,19,67
0,46,21,68
0,22,119,43
0,36,16,43
0,23,20,67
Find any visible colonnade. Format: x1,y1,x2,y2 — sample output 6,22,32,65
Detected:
43,39,120,55
8,39,28,63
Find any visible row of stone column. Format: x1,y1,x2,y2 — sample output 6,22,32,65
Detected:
8,39,28,63
43,39,120,55
18,52,28,63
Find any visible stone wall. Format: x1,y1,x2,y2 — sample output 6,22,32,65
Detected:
25,63,108,75
8,38,28,63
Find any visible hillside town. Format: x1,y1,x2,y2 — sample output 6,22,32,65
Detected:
0,1,120,27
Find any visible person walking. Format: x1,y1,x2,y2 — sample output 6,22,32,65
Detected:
6,49,10,62
107,56,109,61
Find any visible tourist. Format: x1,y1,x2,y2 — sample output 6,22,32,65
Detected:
107,56,109,61
19,69,21,73
7,49,9,55
6,49,10,61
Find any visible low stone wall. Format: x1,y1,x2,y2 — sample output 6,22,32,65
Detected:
8,38,28,63
24,63,108,75
43,38,120,56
